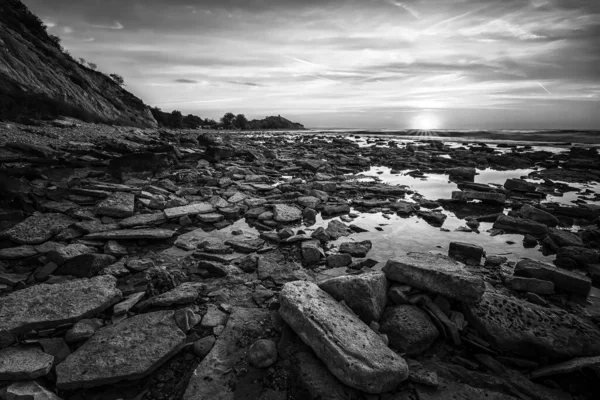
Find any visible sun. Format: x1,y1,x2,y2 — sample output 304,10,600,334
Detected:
411,112,441,130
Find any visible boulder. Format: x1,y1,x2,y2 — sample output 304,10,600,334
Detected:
324,220,352,240
448,242,484,264
4,213,75,245
380,305,440,355
383,253,485,303
505,178,537,192
318,271,388,323
56,253,116,278
509,276,554,295
279,281,408,393
0,346,54,380
339,240,372,257
297,196,321,209
0,276,121,339
547,228,584,248
272,204,302,222
95,192,135,218
493,215,547,236
519,205,559,227
464,290,600,359
164,203,215,219
301,240,322,264
556,246,600,270
514,259,591,296
56,310,186,389
326,253,352,268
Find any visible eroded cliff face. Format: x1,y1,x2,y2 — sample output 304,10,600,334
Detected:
0,0,157,127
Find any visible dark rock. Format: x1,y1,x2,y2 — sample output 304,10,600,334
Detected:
248,339,278,368
56,253,116,278
339,240,372,257
493,215,547,235
509,276,554,295
452,191,506,205
324,220,352,240
325,253,352,268
4,213,75,245
514,259,591,296
519,205,559,227
95,192,135,218
380,305,439,355
448,242,484,264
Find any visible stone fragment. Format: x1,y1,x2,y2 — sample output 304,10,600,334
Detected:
509,276,554,295
0,276,121,337
383,253,485,303
380,305,439,355
318,271,387,323
279,281,408,393
56,253,116,278
530,355,600,379
322,204,350,216
113,292,146,315
0,346,53,380
0,246,38,260
452,191,506,205
339,240,372,257
136,282,204,311
46,244,93,265
201,304,228,328
164,203,215,219
196,212,224,223
2,380,62,400
65,319,104,343
520,205,559,227
56,310,186,389
326,253,352,268
416,380,518,400
325,220,352,240
297,196,321,209
118,212,167,228
493,215,547,235
272,204,302,222
192,336,216,359
514,259,591,296
464,290,600,359
301,240,322,264
95,192,135,218
248,339,278,368
4,213,75,245
448,242,483,264
505,178,537,192
547,228,584,248
84,228,175,240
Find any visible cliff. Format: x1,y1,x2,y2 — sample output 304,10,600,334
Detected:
0,0,157,127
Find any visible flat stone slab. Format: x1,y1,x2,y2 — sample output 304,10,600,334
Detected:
272,204,302,222
514,259,591,296
95,192,135,218
164,203,215,219
184,308,279,400
84,228,176,240
56,310,186,389
416,380,518,400
136,282,205,311
0,245,38,259
0,275,121,336
3,380,62,400
452,190,506,205
4,213,75,244
493,215,547,236
0,346,54,380
279,281,408,393
383,253,485,303
465,290,600,359
118,212,167,228
531,355,600,379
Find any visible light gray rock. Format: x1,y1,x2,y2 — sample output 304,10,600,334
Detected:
464,290,600,359
95,192,135,218
56,310,186,389
0,346,54,380
118,212,167,228
318,271,387,323
279,281,408,393
297,196,321,209
201,304,228,328
383,253,485,303
84,228,175,240
197,212,225,223
0,276,121,340
380,305,439,355
2,380,63,400
4,213,75,245
113,292,146,315
272,204,302,222
192,336,216,359
136,282,204,311
64,319,103,343
164,202,215,219
46,243,93,265
325,220,352,240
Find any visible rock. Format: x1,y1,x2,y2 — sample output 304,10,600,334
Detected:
339,240,372,257
84,228,176,240
64,318,103,343
556,246,600,269
196,212,225,223
113,292,146,315
297,196,321,208
184,308,280,400
448,167,476,179
380,305,439,355
95,192,135,218
523,234,538,248
448,242,484,264
225,238,264,253
326,253,352,268
0,346,54,380
383,253,485,303
514,259,591,296
322,204,350,216
45,244,93,265
547,228,584,248
4,213,75,245
56,253,116,278
0,276,121,339
416,380,518,400
452,191,506,205
119,212,167,228
505,178,537,192
493,215,547,236
509,276,554,295
464,290,600,359
2,380,63,400
324,220,352,240
301,240,322,264
0,245,38,260
201,304,229,328
318,271,388,323
279,281,408,393
417,210,447,227
272,204,302,222
248,339,278,368
192,336,216,359
531,355,600,379
407,359,439,387
136,282,204,311
485,255,507,267
520,205,559,227
56,310,186,389
257,255,311,285
164,202,215,219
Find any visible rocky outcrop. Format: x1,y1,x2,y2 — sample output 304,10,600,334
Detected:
0,0,157,126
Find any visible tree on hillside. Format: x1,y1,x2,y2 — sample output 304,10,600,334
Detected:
234,114,248,130
169,110,183,128
109,73,125,86
221,112,235,129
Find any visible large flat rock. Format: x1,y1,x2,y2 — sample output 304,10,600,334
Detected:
272,204,302,222
95,192,135,218
184,308,280,400
0,346,54,380
464,290,600,359
279,281,408,393
383,253,485,303
514,259,591,296
118,212,167,228
56,310,186,389
84,228,175,240
4,213,75,245
164,203,215,219
0,275,121,337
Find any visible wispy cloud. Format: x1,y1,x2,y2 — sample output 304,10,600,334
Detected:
90,21,124,30
174,78,198,83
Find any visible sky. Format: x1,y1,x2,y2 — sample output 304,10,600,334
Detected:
23,0,600,129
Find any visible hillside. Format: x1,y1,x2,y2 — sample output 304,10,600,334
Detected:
247,115,305,130
0,0,157,127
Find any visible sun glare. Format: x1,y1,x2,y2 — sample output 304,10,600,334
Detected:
412,113,441,130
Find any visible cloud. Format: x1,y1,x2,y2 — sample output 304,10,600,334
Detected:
174,78,198,83
227,81,262,87
90,21,124,30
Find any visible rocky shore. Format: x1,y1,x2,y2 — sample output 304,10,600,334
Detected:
1,121,600,400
